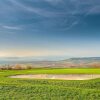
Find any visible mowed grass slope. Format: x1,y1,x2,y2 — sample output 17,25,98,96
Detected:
0,68,100,100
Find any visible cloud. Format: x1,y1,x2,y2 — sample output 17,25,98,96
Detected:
6,0,100,17
64,20,79,30
44,0,63,5
2,25,21,30
8,0,63,17
7,0,100,30
86,6,100,15
69,0,100,15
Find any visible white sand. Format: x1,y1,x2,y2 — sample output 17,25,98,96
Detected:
9,74,100,80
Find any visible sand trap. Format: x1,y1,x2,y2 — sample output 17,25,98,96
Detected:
9,74,100,80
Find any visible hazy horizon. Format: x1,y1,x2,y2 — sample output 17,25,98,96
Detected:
0,0,100,57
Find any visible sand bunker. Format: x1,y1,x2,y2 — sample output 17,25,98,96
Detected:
10,74,100,80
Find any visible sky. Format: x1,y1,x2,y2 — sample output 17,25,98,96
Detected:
0,0,100,57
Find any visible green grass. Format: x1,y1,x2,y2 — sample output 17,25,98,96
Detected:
0,68,100,100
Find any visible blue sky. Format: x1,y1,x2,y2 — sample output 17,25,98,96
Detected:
0,0,100,57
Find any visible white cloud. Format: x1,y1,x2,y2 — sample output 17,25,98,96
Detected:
2,25,21,30
8,0,63,17
86,6,100,15
70,0,100,15
7,0,100,30
44,0,63,4
7,0,100,16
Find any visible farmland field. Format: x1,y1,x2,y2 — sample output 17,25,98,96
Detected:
0,68,100,100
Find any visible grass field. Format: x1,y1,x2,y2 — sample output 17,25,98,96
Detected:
0,68,100,100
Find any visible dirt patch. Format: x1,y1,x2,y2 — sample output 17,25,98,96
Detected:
9,74,100,80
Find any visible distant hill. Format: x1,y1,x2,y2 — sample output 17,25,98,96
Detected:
0,57,100,68
62,57,100,64
61,57,100,68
